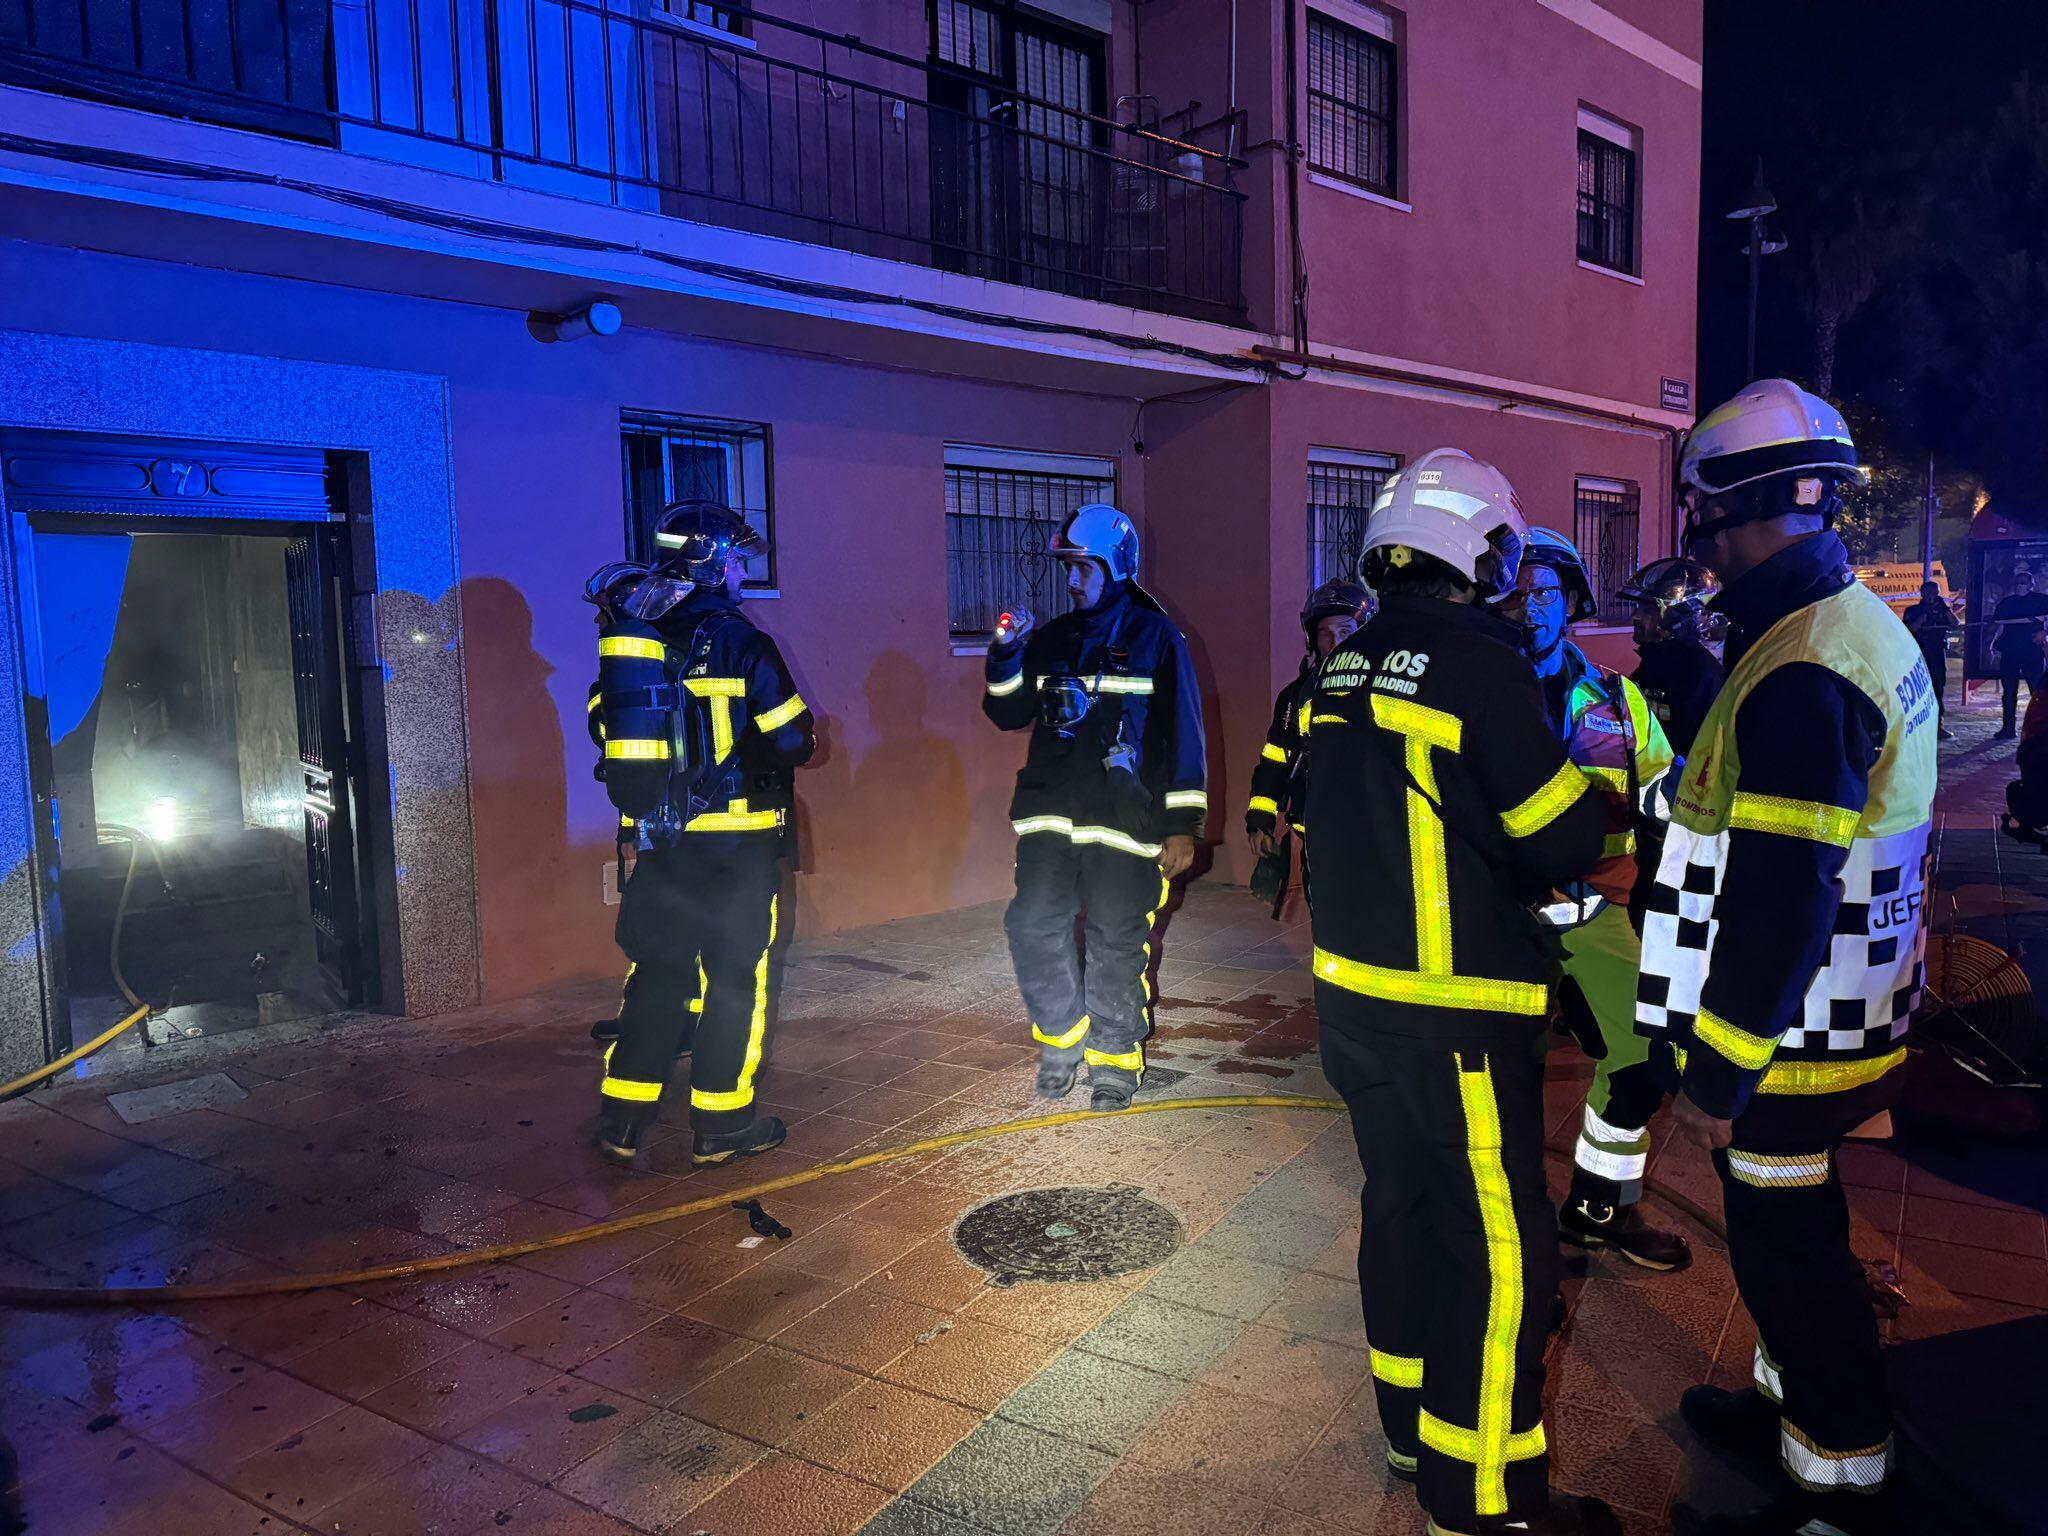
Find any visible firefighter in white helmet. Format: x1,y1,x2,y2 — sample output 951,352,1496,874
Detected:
1301,450,1616,1536
1648,381,1935,1536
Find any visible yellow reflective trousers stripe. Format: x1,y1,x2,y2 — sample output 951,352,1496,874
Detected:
1456,1054,1527,1517
1370,1348,1425,1389
691,895,777,1114
1033,1016,1090,1049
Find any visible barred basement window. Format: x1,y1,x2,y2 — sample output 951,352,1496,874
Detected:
1577,110,1638,274
621,412,774,590
1306,8,1399,198
946,446,1116,641
1573,476,1640,623
1308,448,1400,589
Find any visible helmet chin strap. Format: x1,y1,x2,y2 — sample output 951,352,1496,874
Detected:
1528,628,1566,664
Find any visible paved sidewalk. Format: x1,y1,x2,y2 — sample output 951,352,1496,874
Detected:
2,705,2042,1535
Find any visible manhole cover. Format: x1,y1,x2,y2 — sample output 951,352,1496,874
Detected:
952,1186,1183,1285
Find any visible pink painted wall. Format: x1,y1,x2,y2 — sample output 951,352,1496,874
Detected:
0,242,1148,1003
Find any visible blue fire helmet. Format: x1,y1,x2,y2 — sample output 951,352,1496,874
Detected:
1053,503,1140,583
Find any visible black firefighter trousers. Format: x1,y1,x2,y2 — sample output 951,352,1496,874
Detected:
1004,831,1169,1091
1321,1023,1558,1533
1718,1083,1897,1502
603,833,780,1135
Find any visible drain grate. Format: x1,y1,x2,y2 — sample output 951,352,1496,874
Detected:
952,1185,1184,1286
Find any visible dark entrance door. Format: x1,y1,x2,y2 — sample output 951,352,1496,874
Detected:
285,529,367,1004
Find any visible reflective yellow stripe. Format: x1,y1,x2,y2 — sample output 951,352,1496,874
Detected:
1370,695,1461,975
598,635,664,660
1164,790,1208,811
1726,1149,1832,1189
1601,831,1636,859
605,738,671,760
1247,795,1280,817
1010,817,1164,859
586,694,602,713
1728,792,1859,848
601,1075,662,1103
1672,1045,1906,1096
1582,764,1630,793
711,696,734,761
1096,676,1154,695
987,672,1025,697
683,677,747,697
1261,741,1289,764
692,896,777,1114
756,694,807,732
1298,700,1313,736
1085,1045,1144,1071
1500,760,1589,838
686,810,781,832
1457,1055,1523,1517
1695,1007,1780,1071
1033,1016,1090,1049
1417,1411,1545,1468
1313,949,1548,1016
1370,1349,1424,1389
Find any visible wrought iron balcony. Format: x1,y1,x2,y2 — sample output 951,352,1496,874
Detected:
0,0,1246,322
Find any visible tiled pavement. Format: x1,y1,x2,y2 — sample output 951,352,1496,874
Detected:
3,705,2044,1536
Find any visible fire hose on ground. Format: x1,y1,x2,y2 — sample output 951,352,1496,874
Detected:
0,1095,1729,1309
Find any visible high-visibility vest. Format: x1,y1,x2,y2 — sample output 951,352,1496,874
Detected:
1635,581,1938,1094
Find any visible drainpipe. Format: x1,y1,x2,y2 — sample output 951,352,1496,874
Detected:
1226,0,1239,160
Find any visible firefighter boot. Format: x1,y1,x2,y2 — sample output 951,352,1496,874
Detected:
1428,1493,1622,1536
1036,1053,1080,1100
1088,1071,1137,1112
1560,1190,1693,1271
595,1102,656,1166
692,1115,788,1167
1679,1385,1781,1462
1673,1488,1902,1536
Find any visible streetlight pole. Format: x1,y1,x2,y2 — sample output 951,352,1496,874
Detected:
1727,159,1784,383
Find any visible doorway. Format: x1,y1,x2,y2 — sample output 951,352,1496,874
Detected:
9,443,377,1047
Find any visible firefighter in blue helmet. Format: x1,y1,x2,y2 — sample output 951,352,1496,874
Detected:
984,504,1208,1111
588,501,815,1168
1652,381,1936,1536
1303,450,1617,1536
1501,529,1688,1273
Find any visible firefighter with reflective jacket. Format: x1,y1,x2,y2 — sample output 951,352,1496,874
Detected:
1504,529,1689,1273
984,504,1207,1111
1649,383,1935,1536
1246,579,1372,855
1619,556,1727,758
1302,450,1616,1536
588,502,815,1169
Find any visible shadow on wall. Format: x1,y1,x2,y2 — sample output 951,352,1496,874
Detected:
797,650,968,931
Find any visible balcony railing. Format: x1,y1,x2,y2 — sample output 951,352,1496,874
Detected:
0,0,1246,322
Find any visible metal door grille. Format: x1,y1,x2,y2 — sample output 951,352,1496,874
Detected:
1573,478,1640,622
946,459,1113,640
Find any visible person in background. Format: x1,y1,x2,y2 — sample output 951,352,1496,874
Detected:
1990,566,2048,738
1618,557,1727,758
1245,578,1373,877
1900,580,1956,739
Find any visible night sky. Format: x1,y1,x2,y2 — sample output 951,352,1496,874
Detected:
1697,0,2048,409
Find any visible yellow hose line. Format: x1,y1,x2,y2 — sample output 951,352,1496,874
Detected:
0,1004,150,1103
0,1095,1343,1307
0,1092,1727,1309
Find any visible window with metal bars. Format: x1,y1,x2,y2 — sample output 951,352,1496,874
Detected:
621,412,775,589
945,449,1116,641
1573,477,1640,623
1308,451,1399,589
672,2,745,32
1577,128,1637,273
1306,10,1398,198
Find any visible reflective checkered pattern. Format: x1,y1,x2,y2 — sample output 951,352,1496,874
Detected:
1636,821,1930,1058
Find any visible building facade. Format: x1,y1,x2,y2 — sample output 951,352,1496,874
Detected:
0,0,1701,1075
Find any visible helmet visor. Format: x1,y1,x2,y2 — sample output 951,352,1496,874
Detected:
620,573,696,621
1479,526,1524,603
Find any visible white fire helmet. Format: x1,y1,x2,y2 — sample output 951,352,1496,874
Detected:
1053,503,1140,583
1360,448,1530,603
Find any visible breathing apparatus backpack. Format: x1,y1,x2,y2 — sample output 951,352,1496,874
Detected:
583,561,733,844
